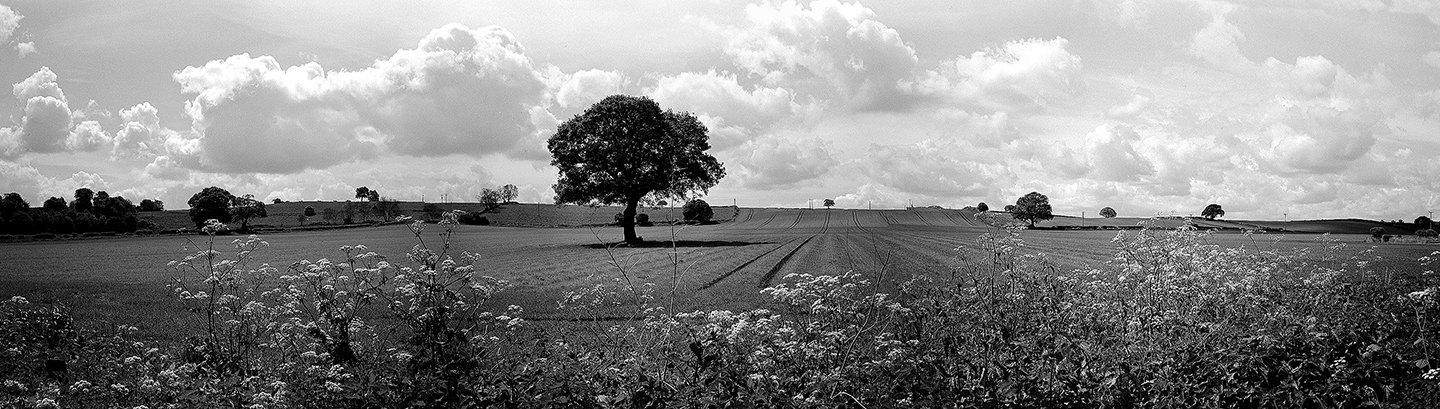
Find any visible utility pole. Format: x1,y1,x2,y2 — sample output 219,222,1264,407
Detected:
1082,211,1085,228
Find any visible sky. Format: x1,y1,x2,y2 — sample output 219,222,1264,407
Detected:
1,0,1438,220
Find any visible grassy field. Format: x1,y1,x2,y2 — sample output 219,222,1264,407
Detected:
4,207,1436,342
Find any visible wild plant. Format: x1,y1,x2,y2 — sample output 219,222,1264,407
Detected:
167,219,284,374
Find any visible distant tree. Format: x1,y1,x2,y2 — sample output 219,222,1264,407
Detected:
94,195,136,218
683,199,714,223
1003,204,1015,212
636,213,652,226
1,193,28,219
321,207,338,224
976,202,989,212
72,188,95,212
230,194,268,230
355,187,370,201
138,199,164,211
368,190,380,202
372,198,400,220
296,213,307,225
188,186,236,228
1100,207,1117,218
1011,192,1054,227
304,206,317,217
1416,216,1433,229
500,184,519,203
341,202,363,224
1370,226,1387,240
1418,229,1438,238
42,197,66,211
480,188,502,211
549,95,725,244
823,198,835,209
1201,204,1225,220
272,198,283,204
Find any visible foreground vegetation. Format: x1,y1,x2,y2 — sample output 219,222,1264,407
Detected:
2,212,1438,407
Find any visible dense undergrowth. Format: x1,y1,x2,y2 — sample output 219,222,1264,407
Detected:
2,211,1439,408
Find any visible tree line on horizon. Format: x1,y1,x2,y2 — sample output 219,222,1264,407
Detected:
0,189,164,235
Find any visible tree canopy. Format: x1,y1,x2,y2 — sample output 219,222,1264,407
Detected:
1415,216,1433,229
976,202,988,212
188,186,236,227
1202,204,1225,220
549,95,725,243
1011,192,1054,227
1,193,28,219
823,198,835,209
231,194,268,230
1100,207,1117,218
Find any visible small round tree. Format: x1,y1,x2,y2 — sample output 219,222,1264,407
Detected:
1201,204,1225,220
1012,192,1054,227
549,95,725,244
1415,216,1433,229
683,199,714,223
823,198,835,209
976,202,989,212
188,186,236,228
1100,207,1117,218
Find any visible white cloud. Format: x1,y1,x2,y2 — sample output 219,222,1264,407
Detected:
1424,51,1440,69
860,138,1013,198
0,5,19,44
172,23,550,174
722,0,919,109
112,103,170,159
1083,124,1155,182
15,41,32,57
649,70,807,150
729,133,836,190
551,68,629,109
906,37,1084,113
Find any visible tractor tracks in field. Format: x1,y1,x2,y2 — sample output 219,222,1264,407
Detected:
697,235,805,291
757,235,815,288
754,213,779,229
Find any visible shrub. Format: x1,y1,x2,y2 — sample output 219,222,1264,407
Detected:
457,212,489,225
1418,229,1438,238
682,199,713,223
636,213,652,226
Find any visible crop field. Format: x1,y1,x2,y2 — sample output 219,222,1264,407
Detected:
4,207,1435,342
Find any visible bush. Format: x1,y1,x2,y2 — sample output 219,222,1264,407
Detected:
457,212,489,225
682,198,713,223
1418,229,1438,238
636,213,652,227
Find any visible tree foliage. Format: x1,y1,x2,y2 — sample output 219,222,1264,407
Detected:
1201,204,1225,220
188,187,236,228
138,199,165,212
1011,192,1054,227
71,188,95,213
0,193,28,219
355,187,371,201
500,184,519,204
1100,207,1117,218
823,198,834,209
42,197,66,211
304,206,317,217
683,199,714,223
1415,216,1433,229
548,95,725,243
230,194,268,230
976,202,988,212
480,189,502,212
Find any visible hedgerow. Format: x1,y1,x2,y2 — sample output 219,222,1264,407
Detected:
1,214,1437,407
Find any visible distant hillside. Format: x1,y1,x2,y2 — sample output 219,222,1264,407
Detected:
967,208,1425,235
140,201,738,231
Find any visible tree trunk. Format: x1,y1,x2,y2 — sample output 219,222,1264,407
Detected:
623,198,641,244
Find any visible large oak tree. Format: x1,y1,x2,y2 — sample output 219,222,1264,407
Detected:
548,95,725,244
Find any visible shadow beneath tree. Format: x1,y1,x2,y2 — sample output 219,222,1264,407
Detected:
582,240,771,249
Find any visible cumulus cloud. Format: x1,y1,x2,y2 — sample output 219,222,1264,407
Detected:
171,23,549,174
2,68,74,157
1424,51,1440,69
1082,124,1155,182
111,103,172,159
0,5,34,57
551,68,629,109
722,0,919,109
728,133,836,190
907,37,1084,113
649,70,807,150
860,139,1014,198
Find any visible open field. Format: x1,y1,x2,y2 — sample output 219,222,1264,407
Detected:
4,207,1437,342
